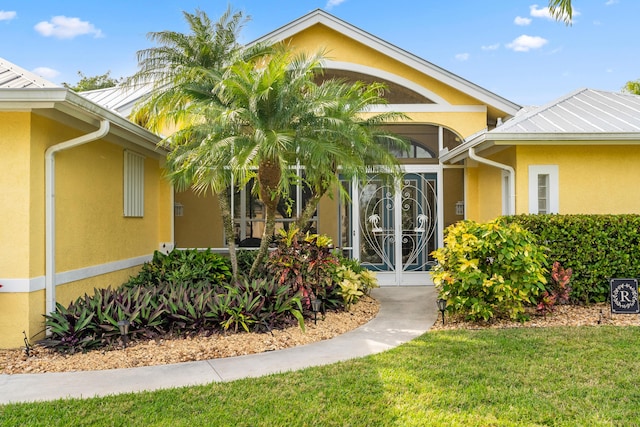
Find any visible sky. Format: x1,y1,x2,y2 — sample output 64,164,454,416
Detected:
1,0,638,106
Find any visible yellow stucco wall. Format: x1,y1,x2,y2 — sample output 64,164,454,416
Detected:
174,190,224,248
0,112,32,278
464,148,516,223
284,24,483,107
0,112,172,348
516,144,640,214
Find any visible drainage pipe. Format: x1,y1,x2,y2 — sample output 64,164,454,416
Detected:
45,120,110,316
468,147,515,215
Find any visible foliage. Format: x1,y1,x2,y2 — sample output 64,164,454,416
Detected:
504,214,640,303
123,249,231,289
236,249,258,274
62,71,121,92
537,261,573,315
623,79,640,95
264,228,341,310
334,254,380,296
42,276,305,354
335,269,364,311
431,219,547,322
548,0,574,24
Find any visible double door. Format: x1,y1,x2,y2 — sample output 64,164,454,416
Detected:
344,167,441,286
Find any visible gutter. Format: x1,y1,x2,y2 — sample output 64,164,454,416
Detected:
468,147,515,215
44,119,110,317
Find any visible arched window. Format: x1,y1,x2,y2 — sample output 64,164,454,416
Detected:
382,138,437,159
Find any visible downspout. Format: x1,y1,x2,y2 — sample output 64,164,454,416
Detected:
45,120,110,317
468,147,516,215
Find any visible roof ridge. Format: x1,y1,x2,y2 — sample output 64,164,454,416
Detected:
0,57,59,88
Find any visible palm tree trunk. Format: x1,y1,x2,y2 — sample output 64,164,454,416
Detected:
250,159,282,277
217,189,239,281
250,201,277,277
295,192,323,232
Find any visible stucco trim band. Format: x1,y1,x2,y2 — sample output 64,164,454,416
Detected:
0,254,153,293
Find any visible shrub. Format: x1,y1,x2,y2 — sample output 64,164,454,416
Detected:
334,254,380,296
537,261,572,316
504,214,640,303
264,228,340,309
124,248,232,289
431,219,547,322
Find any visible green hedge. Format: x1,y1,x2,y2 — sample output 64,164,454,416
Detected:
503,214,640,303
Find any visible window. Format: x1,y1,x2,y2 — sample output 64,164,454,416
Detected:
529,165,558,214
232,167,315,245
502,170,511,215
124,150,145,217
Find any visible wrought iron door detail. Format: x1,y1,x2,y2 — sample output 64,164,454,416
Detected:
359,174,437,272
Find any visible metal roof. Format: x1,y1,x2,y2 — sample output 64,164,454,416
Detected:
79,84,153,117
0,57,58,89
492,88,640,134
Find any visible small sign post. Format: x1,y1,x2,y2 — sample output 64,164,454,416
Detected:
610,278,640,314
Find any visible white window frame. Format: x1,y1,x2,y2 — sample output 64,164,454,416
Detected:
528,165,559,214
124,150,145,217
501,170,511,216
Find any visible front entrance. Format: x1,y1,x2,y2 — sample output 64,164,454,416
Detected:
341,166,441,286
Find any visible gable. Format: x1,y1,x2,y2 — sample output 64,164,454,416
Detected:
252,10,520,120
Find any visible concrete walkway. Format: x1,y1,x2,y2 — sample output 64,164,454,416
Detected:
0,286,437,404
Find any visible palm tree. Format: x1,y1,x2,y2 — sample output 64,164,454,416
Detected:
293,79,408,231
548,0,574,24
126,7,272,280
174,47,327,277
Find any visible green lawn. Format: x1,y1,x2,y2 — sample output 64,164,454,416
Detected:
2,326,640,426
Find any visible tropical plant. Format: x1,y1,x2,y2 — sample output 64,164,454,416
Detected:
264,227,340,309
124,249,232,289
537,261,573,315
548,0,574,24
126,7,272,280
431,219,548,322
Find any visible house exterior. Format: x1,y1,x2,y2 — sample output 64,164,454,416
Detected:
441,88,640,220
3,9,639,348
0,59,173,348
170,10,521,287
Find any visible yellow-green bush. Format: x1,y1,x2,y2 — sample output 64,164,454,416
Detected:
431,219,547,321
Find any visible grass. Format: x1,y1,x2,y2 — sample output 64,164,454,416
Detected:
2,326,640,426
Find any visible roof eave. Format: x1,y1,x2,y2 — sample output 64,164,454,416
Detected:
0,88,165,155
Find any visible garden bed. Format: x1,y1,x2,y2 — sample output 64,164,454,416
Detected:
1,296,379,375
430,302,640,330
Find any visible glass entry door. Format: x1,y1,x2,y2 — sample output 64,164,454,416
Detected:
356,172,438,286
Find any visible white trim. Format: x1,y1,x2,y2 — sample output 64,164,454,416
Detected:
324,60,450,105
501,170,511,216
528,165,559,214
368,104,487,113
0,254,153,293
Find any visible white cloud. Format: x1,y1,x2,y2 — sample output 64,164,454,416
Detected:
455,53,470,61
530,4,554,19
325,0,346,10
606,68,614,73
530,4,580,22
514,16,532,26
605,0,618,5
0,10,16,21
481,43,500,51
34,16,103,39
506,35,548,52
32,67,59,79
